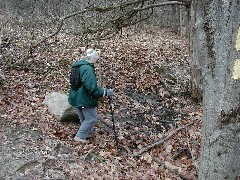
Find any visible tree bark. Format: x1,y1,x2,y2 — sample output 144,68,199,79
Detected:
189,1,203,102
191,1,240,179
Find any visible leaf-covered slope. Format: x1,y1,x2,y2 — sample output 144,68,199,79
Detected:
0,26,201,179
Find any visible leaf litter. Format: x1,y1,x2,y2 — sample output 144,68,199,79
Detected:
0,25,201,179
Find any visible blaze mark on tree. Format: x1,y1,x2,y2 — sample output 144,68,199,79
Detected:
232,59,240,80
233,28,240,80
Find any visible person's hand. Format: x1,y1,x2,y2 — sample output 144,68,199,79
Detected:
106,88,113,96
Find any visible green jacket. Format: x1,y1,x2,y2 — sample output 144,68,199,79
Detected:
68,59,104,108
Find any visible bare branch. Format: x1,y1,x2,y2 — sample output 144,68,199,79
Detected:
168,0,191,8
32,9,89,48
33,0,189,48
133,1,184,11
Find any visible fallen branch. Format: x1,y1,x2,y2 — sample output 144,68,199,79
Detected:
132,121,194,157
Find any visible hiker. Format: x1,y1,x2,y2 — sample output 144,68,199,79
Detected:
68,48,113,143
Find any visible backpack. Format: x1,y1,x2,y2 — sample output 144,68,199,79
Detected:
70,65,82,91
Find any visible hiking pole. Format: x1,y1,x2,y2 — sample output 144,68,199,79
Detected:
108,96,120,152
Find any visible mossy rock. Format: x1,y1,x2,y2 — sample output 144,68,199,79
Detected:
61,107,79,123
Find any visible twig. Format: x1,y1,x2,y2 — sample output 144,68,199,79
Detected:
84,146,97,160
132,121,194,157
185,127,198,170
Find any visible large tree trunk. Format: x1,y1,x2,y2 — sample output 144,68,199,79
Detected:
191,1,240,179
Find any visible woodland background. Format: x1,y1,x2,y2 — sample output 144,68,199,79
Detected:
1,0,238,179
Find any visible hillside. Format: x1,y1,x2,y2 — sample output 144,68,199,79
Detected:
0,25,202,179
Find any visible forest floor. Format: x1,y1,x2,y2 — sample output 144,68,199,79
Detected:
0,25,202,179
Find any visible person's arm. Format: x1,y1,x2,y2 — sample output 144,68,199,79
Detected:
81,65,104,98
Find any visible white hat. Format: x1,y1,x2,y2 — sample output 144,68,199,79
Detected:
86,49,100,60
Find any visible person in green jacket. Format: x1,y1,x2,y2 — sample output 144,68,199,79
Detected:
68,48,113,143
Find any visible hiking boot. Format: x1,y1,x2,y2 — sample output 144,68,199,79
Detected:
74,136,89,144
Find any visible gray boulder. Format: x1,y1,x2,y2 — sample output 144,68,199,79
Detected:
44,92,79,123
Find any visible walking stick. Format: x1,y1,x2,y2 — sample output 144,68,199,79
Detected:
108,96,120,152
